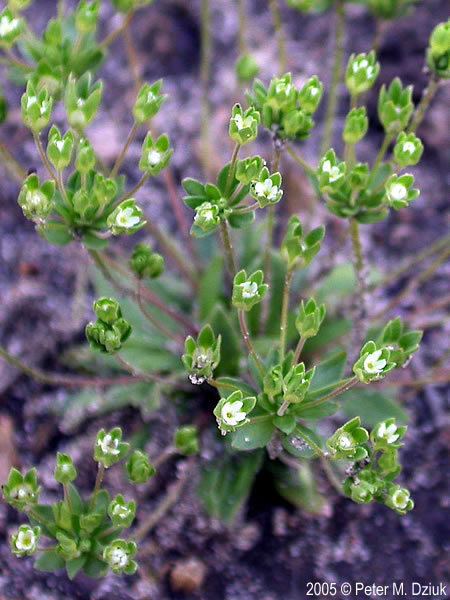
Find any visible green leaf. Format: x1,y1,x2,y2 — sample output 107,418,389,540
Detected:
316,264,356,305
272,463,327,514
282,424,323,459
294,401,338,419
198,451,263,523
308,351,347,391
82,555,108,578
35,549,65,573
199,256,224,320
231,418,275,450
304,317,351,353
67,483,84,515
40,222,73,246
209,305,241,376
82,232,109,250
215,377,257,397
228,211,255,229
341,389,408,427
273,414,296,434
66,556,87,580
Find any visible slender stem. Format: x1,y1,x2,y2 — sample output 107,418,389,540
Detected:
286,145,315,177
63,483,73,511
295,427,325,457
293,336,306,364
268,0,287,74
118,172,150,203
372,133,393,173
277,398,290,417
137,280,184,344
232,202,260,214
349,218,368,347
0,54,33,71
115,354,177,385
123,14,141,94
57,170,70,208
279,268,294,361
57,0,65,19
100,12,133,49
200,0,212,175
33,133,58,182
90,463,105,508
237,0,248,54
238,310,265,378
110,122,139,179
153,446,177,470
0,142,26,181
134,458,195,542
408,74,440,133
220,220,238,276
321,0,345,155
320,457,343,493
372,19,387,53
225,143,241,196
304,377,358,409
0,343,140,387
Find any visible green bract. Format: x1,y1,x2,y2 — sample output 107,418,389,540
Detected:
94,428,130,468
2,468,40,510
130,243,165,279
17,174,55,223
236,53,260,83
103,539,138,575
384,173,419,210
295,298,326,339
21,81,53,132
182,324,221,383
393,132,423,167
174,426,200,456
378,78,414,134
427,20,450,79
0,8,23,48
281,216,325,269
47,125,75,171
108,494,136,528
232,269,268,311
343,107,368,144
126,450,156,484
54,453,77,484
107,199,146,235
133,79,166,123
64,73,103,129
250,167,283,208
139,133,173,175
326,417,369,461
11,525,40,557
353,340,396,383
229,104,260,145
345,51,380,96
214,390,256,434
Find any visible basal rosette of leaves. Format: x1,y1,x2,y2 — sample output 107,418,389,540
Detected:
0,0,448,581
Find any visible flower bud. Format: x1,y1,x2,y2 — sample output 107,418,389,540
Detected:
427,20,450,79
47,125,74,171
282,108,314,140
76,138,96,173
2,467,40,510
126,450,156,484
21,81,53,133
64,73,103,130
295,298,326,339
343,469,380,504
133,79,166,123
107,199,146,235
378,78,414,134
130,243,165,279
368,0,414,19
93,297,122,324
17,174,55,223
229,104,260,145
193,202,221,235
174,426,199,456
326,417,369,461
393,132,423,167
298,76,323,114
235,53,260,83
267,73,297,111
235,155,265,185
232,269,268,311
11,525,40,557
108,494,136,528
103,540,138,575
75,0,100,34
286,0,315,11
346,52,380,96
94,428,130,468
111,0,154,13
343,107,369,144
213,390,256,435
0,8,23,48
139,133,173,176
54,452,77,484
92,173,118,208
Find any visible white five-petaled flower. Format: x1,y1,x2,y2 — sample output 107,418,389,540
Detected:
363,350,387,374
147,150,161,166
233,113,254,131
146,91,156,103
254,178,282,203
377,422,399,444
352,59,374,78
402,141,416,154
221,400,247,426
337,432,354,450
115,207,140,229
0,15,20,38
195,353,210,369
392,489,409,509
321,159,343,183
98,434,120,456
240,281,258,299
26,191,45,207
14,528,37,552
388,183,407,202
55,140,65,152
112,504,131,519
195,203,215,223
110,548,129,568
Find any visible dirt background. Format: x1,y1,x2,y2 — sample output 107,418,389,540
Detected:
0,0,449,599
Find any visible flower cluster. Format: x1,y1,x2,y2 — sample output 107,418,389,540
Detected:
85,297,132,354
182,325,221,384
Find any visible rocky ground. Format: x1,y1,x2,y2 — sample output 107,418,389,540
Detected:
0,0,449,599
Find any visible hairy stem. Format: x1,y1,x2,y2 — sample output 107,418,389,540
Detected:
268,0,287,74
137,280,184,344
110,122,139,178
279,268,294,361
220,220,238,276
90,463,105,508
321,0,345,155
238,310,265,378
408,73,440,133
293,336,306,364
237,0,248,54
286,145,316,177
304,377,358,409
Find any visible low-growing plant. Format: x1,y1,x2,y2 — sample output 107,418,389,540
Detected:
0,0,448,581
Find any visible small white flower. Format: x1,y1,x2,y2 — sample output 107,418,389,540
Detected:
194,203,215,223
240,281,258,299
189,374,205,385
321,159,343,183
40,101,50,116
15,529,37,552
146,91,156,103
402,141,416,154
110,548,128,568
98,434,120,456
0,15,20,38
112,504,131,519
221,400,247,426
309,87,319,97
363,350,387,374
26,96,37,109
254,178,281,202
147,150,161,166
195,353,210,369
26,191,45,207
388,183,407,202
377,422,399,444
337,432,353,450
392,489,409,509
15,486,28,499
233,114,254,131
115,207,140,229
275,81,292,96
76,98,85,108
55,140,65,152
